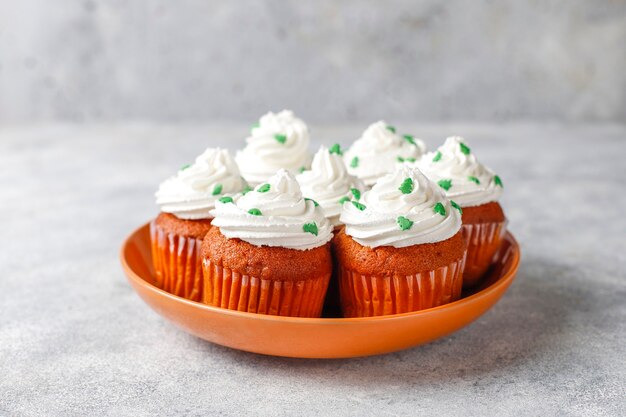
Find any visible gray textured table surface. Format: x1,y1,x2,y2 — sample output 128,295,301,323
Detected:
1,123,625,417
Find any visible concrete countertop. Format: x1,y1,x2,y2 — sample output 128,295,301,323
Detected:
1,123,624,416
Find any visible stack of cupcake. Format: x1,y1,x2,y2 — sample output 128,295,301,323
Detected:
150,110,506,318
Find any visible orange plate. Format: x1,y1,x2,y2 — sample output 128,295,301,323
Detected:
120,223,520,358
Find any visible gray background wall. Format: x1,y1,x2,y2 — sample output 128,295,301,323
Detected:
0,0,624,124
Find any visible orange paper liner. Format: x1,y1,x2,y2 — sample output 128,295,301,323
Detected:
339,257,466,318
150,221,204,302
202,260,331,318
322,233,343,315
461,220,507,288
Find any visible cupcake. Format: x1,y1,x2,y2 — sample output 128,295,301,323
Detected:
202,169,333,317
296,144,365,227
296,144,365,315
235,110,312,186
343,121,426,187
416,136,506,288
334,165,465,317
151,148,247,301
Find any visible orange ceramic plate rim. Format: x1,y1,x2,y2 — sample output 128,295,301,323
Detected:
121,222,520,324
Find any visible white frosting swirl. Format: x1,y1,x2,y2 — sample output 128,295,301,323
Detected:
343,121,426,186
210,169,333,250
235,110,312,185
296,145,366,226
155,148,247,220
415,136,503,207
340,165,461,248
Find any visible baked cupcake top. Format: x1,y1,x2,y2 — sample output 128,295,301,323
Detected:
415,136,503,207
343,121,426,186
296,144,365,227
155,148,247,220
211,169,333,250
235,110,312,185
340,165,462,248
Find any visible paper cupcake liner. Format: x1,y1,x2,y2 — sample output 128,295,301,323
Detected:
322,265,342,316
461,220,507,288
150,221,204,302
202,260,331,318
338,257,465,318
322,232,343,316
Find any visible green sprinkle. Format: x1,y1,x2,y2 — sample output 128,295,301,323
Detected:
432,151,442,162
352,201,366,211
459,142,471,155
329,143,343,155
257,183,270,193
437,179,452,191
242,185,253,195
397,216,414,231
403,134,416,145
274,133,287,144
386,125,396,133
468,176,480,185
398,178,414,194
218,196,234,204
302,222,318,236
350,156,359,168
247,208,262,216
397,156,404,163
298,166,306,174
180,163,192,171
305,197,319,207
350,188,361,201
397,156,416,163
494,175,503,187
433,202,446,216
212,184,223,195
450,200,463,214
338,196,350,205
